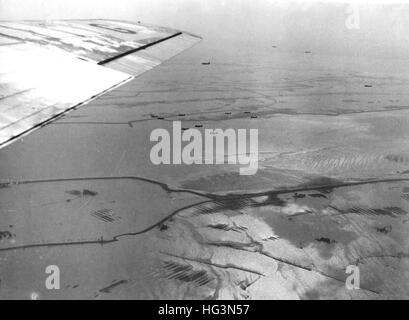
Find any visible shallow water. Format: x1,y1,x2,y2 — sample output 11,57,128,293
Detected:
2,2,409,299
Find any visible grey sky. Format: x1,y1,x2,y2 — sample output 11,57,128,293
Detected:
1,0,409,59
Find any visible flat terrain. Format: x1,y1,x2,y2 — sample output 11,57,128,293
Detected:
1,43,409,299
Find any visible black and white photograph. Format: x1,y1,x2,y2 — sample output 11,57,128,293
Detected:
0,0,409,304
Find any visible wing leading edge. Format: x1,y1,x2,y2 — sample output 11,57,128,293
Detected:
0,19,201,149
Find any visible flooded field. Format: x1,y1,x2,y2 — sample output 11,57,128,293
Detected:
2,1,409,299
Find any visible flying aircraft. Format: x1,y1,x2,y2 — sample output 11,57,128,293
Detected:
0,19,201,149
0,19,408,300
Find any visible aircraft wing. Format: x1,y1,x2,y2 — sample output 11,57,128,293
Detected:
0,19,201,149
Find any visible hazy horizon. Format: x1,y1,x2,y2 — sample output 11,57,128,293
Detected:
1,0,409,59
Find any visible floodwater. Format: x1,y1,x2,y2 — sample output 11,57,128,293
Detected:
2,3,409,299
